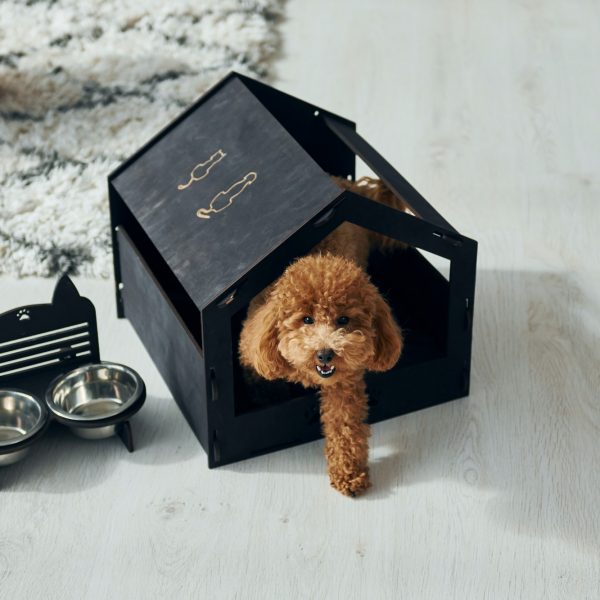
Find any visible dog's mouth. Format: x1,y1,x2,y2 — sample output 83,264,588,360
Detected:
315,364,336,378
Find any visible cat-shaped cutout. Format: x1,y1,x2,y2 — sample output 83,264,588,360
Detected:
197,172,257,219
177,149,227,191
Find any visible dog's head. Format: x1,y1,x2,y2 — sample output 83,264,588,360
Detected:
239,253,403,388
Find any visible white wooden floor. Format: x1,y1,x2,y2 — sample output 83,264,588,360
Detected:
2,1,600,598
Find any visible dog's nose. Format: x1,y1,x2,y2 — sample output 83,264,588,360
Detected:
316,348,334,364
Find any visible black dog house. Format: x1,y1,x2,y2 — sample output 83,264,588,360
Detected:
108,72,477,467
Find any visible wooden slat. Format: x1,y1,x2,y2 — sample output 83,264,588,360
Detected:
0,334,89,362
0,322,88,351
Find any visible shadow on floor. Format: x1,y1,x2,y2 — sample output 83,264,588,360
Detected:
223,269,600,548
0,394,200,493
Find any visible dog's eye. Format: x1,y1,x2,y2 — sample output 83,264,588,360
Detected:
303,316,314,325
336,316,350,326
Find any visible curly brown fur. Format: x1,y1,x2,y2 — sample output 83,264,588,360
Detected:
320,379,371,496
239,178,405,496
316,176,409,267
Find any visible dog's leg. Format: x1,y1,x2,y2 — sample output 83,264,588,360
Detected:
319,379,371,497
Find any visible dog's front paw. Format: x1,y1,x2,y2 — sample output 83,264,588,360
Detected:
330,470,371,497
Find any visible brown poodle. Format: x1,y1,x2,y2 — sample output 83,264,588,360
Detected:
239,177,406,496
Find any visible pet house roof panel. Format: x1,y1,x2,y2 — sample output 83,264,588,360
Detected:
110,74,340,311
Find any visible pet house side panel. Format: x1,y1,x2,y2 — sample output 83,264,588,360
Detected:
210,393,323,468
446,239,477,394
198,192,475,466
366,358,467,423
117,228,209,452
109,183,125,319
110,75,341,312
109,186,203,344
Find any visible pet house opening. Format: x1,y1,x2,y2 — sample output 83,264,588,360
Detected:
231,222,450,416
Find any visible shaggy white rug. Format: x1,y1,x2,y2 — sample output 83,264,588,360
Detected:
0,0,283,277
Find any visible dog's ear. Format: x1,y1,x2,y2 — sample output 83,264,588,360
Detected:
239,296,292,380
366,293,403,372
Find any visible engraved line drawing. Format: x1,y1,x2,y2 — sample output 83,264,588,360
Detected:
197,172,258,219
177,149,227,191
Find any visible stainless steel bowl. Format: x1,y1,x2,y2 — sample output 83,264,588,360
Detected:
45,362,145,440
0,390,48,466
